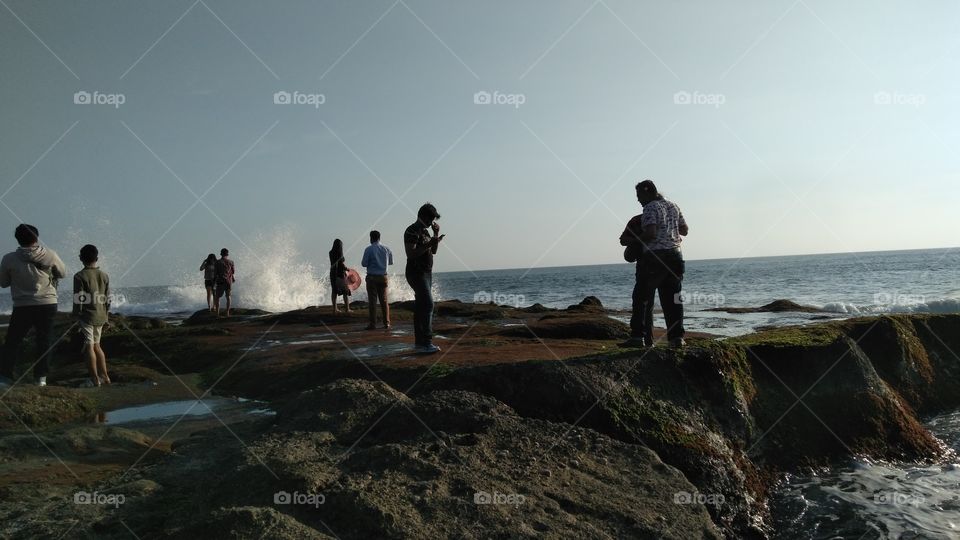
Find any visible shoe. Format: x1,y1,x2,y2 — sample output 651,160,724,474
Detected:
365,324,376,330
618,338,649,348
416,344,441,354
383,323,391,329
81,378,100,388
36,377,47,387
670,338,686,348
99,376,112,385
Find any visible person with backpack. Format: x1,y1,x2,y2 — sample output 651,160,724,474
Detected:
213,248,236,317
0,224,67,388
200,253,217,312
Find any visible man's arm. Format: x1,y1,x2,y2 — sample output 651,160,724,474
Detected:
405,239,436,258
104,275,111,317
361,247,369,268
678,212,689,236
51,252,67,280
0,258,10,289
72,275,82,316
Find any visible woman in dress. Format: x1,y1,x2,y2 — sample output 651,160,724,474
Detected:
329,239,350,313
199,253,217,311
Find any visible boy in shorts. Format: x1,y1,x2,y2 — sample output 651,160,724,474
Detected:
73,244,110,387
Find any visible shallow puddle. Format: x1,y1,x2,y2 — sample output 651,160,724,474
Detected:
96,398,274,426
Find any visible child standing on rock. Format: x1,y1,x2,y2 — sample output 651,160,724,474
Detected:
73,244,111,387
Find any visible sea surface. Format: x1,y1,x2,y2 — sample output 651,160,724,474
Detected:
771,410,960,539
4,247,956,337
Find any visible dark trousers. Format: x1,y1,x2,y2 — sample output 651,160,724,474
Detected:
630,249,685,342
0,304,58,380
405,271,434,345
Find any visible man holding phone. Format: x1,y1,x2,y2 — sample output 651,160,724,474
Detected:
404,203,444,353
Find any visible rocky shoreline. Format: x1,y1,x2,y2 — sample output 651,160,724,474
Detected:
0,299,958,538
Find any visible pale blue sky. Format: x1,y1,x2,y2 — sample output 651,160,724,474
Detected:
1,0,958,286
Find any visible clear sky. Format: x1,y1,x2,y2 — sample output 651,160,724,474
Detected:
1,1,958,286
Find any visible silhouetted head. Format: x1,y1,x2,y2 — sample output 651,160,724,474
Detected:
220,248,229,257
417,203,440,226
332,239,343,253
205,253,217,265
635,180,663,205
14,224,38,247
369,230,381,243
79,244,99,265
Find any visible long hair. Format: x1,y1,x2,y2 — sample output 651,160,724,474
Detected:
204,253,216,266
636,179,665,201
330,239,343,258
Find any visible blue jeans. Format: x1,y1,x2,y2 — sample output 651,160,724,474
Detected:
405,271,434,345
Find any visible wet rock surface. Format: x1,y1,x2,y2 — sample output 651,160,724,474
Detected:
1,301,959,539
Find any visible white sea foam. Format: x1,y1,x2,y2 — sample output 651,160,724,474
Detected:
111,227,437,315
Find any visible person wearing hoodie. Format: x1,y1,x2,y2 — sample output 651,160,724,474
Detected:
0,224,67,388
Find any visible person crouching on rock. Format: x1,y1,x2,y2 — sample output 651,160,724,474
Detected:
73,244,111,387
0,224,67,389
620,180,688,348
404,203,444,354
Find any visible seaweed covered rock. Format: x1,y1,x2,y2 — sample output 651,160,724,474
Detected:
51,379,721,539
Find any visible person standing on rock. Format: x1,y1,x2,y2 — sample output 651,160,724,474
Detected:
620,180,688,348
0,224,67,388
329,239,351,313
361,230,393,330
200,253,217,312
73,244,111,387
213,248,235,318
404,203,444,354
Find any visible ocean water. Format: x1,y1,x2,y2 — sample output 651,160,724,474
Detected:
1,247,957,335
771,410,960,539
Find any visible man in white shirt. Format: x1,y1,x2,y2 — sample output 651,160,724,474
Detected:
361,230,394,330
621,180,689,349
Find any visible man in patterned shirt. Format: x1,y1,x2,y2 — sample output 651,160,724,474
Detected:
621,179,688,348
